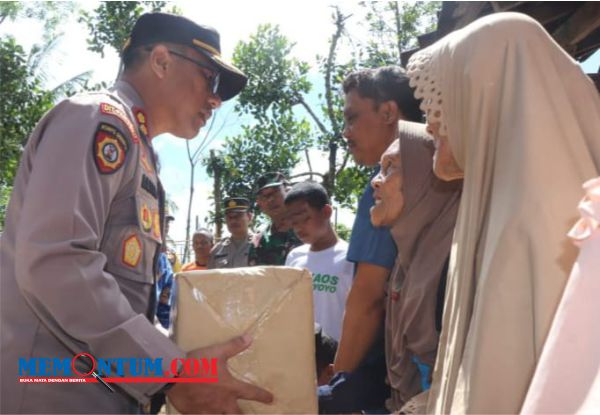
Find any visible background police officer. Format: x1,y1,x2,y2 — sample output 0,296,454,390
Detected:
208,197,254,269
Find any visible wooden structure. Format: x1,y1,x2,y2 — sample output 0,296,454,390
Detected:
401,2,600,67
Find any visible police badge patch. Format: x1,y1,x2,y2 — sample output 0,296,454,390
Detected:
93,123,129,174
151,209,162,241
140,203,152,232
133,107,149,139
122,234,142,268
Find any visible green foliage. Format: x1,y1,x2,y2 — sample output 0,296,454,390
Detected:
216,113,311,201
0,2,21,23
0,37,55,227
207,25,314,205
0,37,55,181
359,1,440,67
0,2,76,36
233,24,312,120
335,222,352,242
208,4,440,216
79,1,168,57
333,165,372,211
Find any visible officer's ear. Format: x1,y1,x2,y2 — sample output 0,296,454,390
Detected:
148,44,172,79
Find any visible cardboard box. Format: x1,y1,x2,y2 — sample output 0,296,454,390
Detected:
171,266,317,414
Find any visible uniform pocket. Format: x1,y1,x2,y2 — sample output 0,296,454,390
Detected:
101,224,155,285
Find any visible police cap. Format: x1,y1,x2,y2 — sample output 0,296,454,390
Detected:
224,197,251,213
122,12,247,101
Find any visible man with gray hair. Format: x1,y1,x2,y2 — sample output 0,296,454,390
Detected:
181,228,214,271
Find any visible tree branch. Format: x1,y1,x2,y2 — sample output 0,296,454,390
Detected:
336,150,351,176
394,1,403,58
325,7,349,138
192,112,218,162
304,148,313,180
289,171,325,181
297,95,328,135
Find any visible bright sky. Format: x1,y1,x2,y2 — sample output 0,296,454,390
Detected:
3,1,600,245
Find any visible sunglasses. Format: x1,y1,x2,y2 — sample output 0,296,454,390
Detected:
167,49,221,96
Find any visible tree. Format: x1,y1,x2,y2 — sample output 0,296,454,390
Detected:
359,1,440,67
0,2,76,35
79,1,169,57
206,150,226,240
211,25,314,196
180,114,230,262
0,37,55,228
212,3,441,215
201,24,314,228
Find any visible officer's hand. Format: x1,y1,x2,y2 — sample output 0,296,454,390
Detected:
166,335,274,414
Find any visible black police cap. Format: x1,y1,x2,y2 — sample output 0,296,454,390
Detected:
224,197,251,213
122,12,247,101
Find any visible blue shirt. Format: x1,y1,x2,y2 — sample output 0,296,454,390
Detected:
156,253,174,329
347,168,397,270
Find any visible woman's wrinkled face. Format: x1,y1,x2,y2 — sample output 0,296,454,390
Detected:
426,120,464,181
371,139,405,227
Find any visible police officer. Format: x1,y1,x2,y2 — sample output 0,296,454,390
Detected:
248,172,302,266
208,197,254,269
0,13,272,414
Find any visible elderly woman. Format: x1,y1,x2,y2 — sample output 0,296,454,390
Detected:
370,121,461,413
181,228,214,271
405,12,600,413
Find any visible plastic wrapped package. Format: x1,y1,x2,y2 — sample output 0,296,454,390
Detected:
169,266,317,414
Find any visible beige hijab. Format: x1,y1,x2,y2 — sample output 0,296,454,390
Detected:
406,12,600,414
385,122,461,411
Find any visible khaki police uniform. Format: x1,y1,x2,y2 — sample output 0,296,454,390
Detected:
207,234,253,269
0,81,185,413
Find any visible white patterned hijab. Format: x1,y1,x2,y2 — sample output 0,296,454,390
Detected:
406,12,600,414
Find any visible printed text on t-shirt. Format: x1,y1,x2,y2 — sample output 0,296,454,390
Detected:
313,273,339,293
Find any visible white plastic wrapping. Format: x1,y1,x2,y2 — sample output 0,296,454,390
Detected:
170,266,317,414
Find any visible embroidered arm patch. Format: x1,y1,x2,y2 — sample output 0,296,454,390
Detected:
100,102,140,144
93,123,129,174
122,234,142,267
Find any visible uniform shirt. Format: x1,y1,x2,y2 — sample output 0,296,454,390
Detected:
248,223,302,266
181,261,208,271
0,81,184,414
347,168,397,269
208,234,252,269
285,240,354,341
